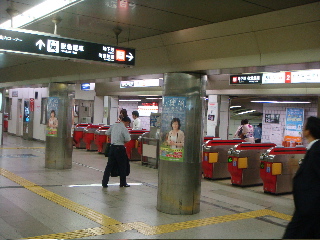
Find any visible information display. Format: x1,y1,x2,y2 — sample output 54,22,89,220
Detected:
230,74,263,84
0,28,135,66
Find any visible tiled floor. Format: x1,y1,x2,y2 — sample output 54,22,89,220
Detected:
0,133,294,239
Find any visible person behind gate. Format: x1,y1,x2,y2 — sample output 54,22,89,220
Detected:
102,116,131,188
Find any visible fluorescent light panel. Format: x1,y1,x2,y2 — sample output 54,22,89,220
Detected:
119,99,141,102
230,106,241,108
0,0,83,28
251,101,311,104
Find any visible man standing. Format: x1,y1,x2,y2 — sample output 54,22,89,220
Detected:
283,116,320,239
132,110,141,130
102,116,131,188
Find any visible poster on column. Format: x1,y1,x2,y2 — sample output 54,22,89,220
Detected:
160,96,186,162
284,108,304,144
46,97,59,137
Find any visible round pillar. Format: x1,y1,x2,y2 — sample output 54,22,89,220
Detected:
45,83,75,169
157,72,206,215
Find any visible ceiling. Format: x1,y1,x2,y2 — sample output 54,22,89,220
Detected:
0,0,319,120
1,0,320,71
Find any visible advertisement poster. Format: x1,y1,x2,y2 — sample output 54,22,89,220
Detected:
284,108,304,143
46,97,59,137
160,97,186,162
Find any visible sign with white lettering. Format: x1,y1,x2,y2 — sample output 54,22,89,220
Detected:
230,74,263,84
0,28,135,66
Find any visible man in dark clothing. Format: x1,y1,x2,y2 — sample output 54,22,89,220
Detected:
102,117,131,188
283,116,320,239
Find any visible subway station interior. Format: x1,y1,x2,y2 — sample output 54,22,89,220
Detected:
0,0,320,239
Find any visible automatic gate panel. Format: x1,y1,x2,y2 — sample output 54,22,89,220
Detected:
272,163,282,175
238,158,248,169
209,153,218,163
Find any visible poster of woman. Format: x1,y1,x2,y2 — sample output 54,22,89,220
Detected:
160,97,186,162
46,97,59,137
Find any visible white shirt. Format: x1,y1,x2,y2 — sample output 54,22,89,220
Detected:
306,139,320,150
105,122,131,145
132,118,141,130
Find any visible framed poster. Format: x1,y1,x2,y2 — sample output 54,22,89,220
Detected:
159,96,186,162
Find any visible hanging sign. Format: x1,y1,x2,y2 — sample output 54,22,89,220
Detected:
0,28,135,66
230,74,263,84
160,96,186,162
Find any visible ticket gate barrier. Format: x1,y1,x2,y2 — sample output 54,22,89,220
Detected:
227,143,276,186
260,146,306,194
203,139,245,179
125,130,149,160
140,132,160,168
94,126,110,154
73,123,91,149
83,124,102,151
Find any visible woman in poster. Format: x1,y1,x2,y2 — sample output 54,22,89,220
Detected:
166,118,184,149
48,110,58,130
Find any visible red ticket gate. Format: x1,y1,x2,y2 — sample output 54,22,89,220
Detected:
83,124,102,151
94,126,110,153
125,130,149,160
260,146,306,194
202,139,245,179
228,143,276,186
73,123,91,149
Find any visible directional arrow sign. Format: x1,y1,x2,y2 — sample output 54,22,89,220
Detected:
35,39,45,50
126,52,134,61
0,28,135,66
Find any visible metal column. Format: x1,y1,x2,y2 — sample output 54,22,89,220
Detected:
157,73,206,215
45,83,75,169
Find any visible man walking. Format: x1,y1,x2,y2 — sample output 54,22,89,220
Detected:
102,116,131,188
283,116,320,239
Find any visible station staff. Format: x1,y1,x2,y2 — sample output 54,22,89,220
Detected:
132,110,141,130
102,116,131,188
283,116,320,239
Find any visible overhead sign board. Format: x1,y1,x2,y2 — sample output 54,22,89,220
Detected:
120,79,161,88
230,74,263,84
0,28,135,66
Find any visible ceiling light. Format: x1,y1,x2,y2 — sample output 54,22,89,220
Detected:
146,97,162,100
251,101,311,104
119,99,141,102
0,0,83,29
230,106,241,109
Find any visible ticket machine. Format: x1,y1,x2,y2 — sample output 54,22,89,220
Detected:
227,143,276,186
202,139,245,179
260,146,306,194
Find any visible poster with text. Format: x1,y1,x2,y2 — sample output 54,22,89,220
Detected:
160,96,186,162
284,108,304,143
46,97,59,137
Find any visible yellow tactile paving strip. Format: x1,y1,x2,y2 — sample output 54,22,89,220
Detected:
0,167,292,239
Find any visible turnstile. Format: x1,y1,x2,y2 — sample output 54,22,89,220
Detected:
140,132,160,168
73,123,91,149
94,126,110,153
260,146,306,194
126,130,149,160
83,124,102,151
202,139,245,179
227,143,276,186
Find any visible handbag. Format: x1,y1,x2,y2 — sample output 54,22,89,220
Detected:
238,127,246,139
104,143,112,157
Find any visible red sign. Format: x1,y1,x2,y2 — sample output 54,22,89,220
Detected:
30,98,34,112
285,72,291,83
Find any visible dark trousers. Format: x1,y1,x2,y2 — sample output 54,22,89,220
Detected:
102,145,128,186
255,139,261,143
283,211,320,239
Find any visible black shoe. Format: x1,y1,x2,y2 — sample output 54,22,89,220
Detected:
102,184,108,188
120,184,130,187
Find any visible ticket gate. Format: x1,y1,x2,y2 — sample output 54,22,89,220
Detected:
73,123,91,149
94,126,110,154
83,124,102,151
125,130,149,160
202,139,245,179
260,146,306,194
228,143,276,186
